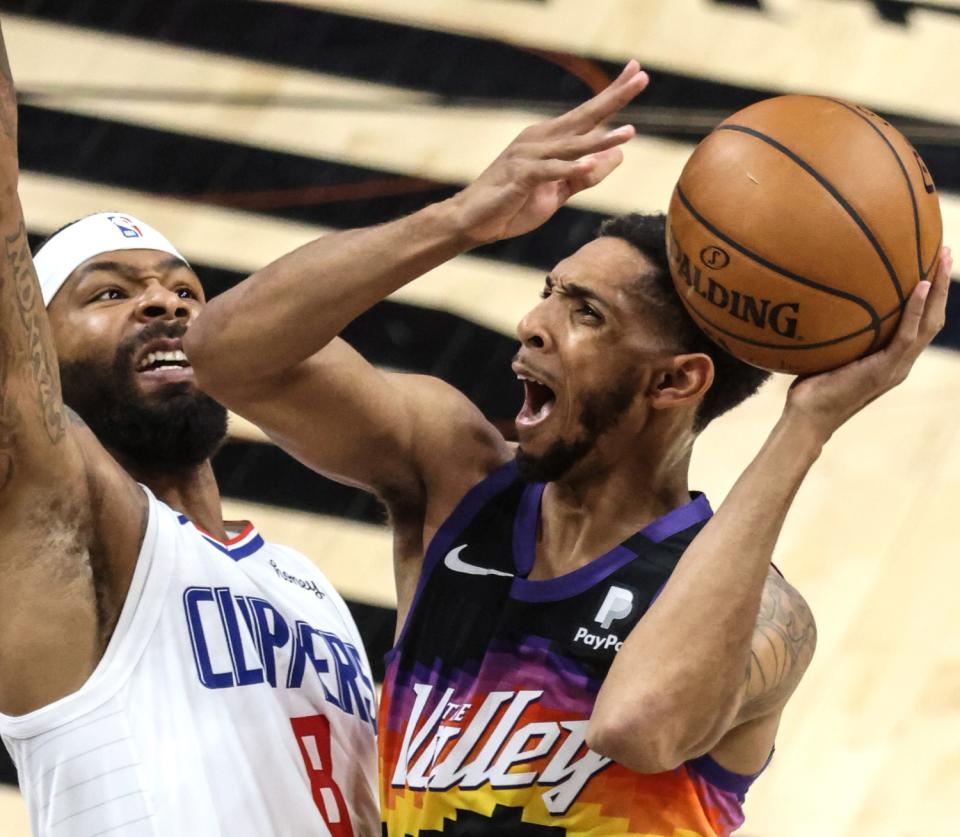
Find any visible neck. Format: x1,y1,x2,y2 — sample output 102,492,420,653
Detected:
118,455,227,539
532,420,695,580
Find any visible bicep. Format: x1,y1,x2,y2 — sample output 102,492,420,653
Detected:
739,569,818,722
209,337,510,499
0,216,69,486
0,218,91,501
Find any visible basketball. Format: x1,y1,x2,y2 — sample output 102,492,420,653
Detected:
666,95,943,374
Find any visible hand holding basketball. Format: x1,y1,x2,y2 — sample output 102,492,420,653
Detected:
784,247,951,442
450,61,647,246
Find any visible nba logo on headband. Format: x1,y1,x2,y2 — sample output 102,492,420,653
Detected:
107,215,143,239
35,212,188,307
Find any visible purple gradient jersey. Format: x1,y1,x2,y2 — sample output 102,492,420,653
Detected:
379,460,769,836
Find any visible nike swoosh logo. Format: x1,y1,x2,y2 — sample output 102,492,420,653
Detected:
443,545,513,578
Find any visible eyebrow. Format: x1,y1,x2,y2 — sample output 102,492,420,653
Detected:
76,256,190,283
545,275,610,308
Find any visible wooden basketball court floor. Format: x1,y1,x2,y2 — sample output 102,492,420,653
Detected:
1,1,959,834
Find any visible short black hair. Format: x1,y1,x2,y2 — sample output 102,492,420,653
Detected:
599,212,770,432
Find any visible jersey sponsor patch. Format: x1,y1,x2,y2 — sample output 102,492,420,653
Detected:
270,559,326,599
570,584,638,653
594,585,635,629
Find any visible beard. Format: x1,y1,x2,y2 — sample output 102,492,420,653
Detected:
516,369,640,484
59,321,228,472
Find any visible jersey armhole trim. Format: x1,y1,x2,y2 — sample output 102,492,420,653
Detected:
0,487,167,739
686,748,774,801
389,459,519,655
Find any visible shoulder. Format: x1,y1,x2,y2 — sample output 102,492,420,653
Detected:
399,372,513,528
405,374,510,455
741,568,817,720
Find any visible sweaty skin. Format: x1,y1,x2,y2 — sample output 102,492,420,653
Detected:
185,58,951,778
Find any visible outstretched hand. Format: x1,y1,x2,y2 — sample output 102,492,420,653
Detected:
786,247,953,442
450,61,648,246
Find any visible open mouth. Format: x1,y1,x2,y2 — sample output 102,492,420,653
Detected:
132,337,194,386
516,373,556,428
136,349,191,373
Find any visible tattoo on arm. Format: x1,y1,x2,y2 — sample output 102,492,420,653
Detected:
0,32,65,477
5,220,66,445
0,332,18,493
0,221,21,492
743,571,817,716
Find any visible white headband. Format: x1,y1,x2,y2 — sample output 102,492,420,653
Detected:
35,212,188,306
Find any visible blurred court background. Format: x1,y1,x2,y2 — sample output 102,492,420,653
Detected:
0,0,958,834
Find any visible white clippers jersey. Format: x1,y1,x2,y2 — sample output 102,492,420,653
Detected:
0,488,380,837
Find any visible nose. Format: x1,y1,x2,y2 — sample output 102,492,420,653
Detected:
135,280,192,324
517,302,552,351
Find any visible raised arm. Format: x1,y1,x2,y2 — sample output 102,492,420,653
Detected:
185,63,649,507
0,26,66,459
0,20,143,716
587,250,951,774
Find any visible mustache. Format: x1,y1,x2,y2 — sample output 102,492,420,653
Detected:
117,320,189,363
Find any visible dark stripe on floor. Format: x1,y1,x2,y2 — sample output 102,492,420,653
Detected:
18,103,607,271
4,0,957,189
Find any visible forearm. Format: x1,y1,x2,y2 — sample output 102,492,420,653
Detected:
187,63,649,388
588,410,824,770
0,21,66,490
186,199,471,387
0,192,68,464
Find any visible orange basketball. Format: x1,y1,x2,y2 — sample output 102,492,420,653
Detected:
666,95,942,375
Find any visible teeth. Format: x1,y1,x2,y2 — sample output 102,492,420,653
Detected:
138,349,190,371
516,372,545,386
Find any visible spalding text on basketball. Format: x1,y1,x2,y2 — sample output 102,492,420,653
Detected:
670,233,800,339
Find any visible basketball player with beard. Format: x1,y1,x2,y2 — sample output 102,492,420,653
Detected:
0,23,380,835
186,59,951,836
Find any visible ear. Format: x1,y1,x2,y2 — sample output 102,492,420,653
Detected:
648,353,714,411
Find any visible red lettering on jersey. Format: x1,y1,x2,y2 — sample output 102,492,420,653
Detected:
291,714,354,837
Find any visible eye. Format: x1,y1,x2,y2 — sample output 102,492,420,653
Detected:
176,287,198,300
91,287,126,302
539,287,552,299
577,302,602,321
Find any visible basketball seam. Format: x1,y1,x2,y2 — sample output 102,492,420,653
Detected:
924,237,942,279
717,123,906,305
827,99,924,284
675,184,882,340
683,296,900,352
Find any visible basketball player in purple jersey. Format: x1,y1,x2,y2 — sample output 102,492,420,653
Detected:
0,22,381,835
186,65,951,835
